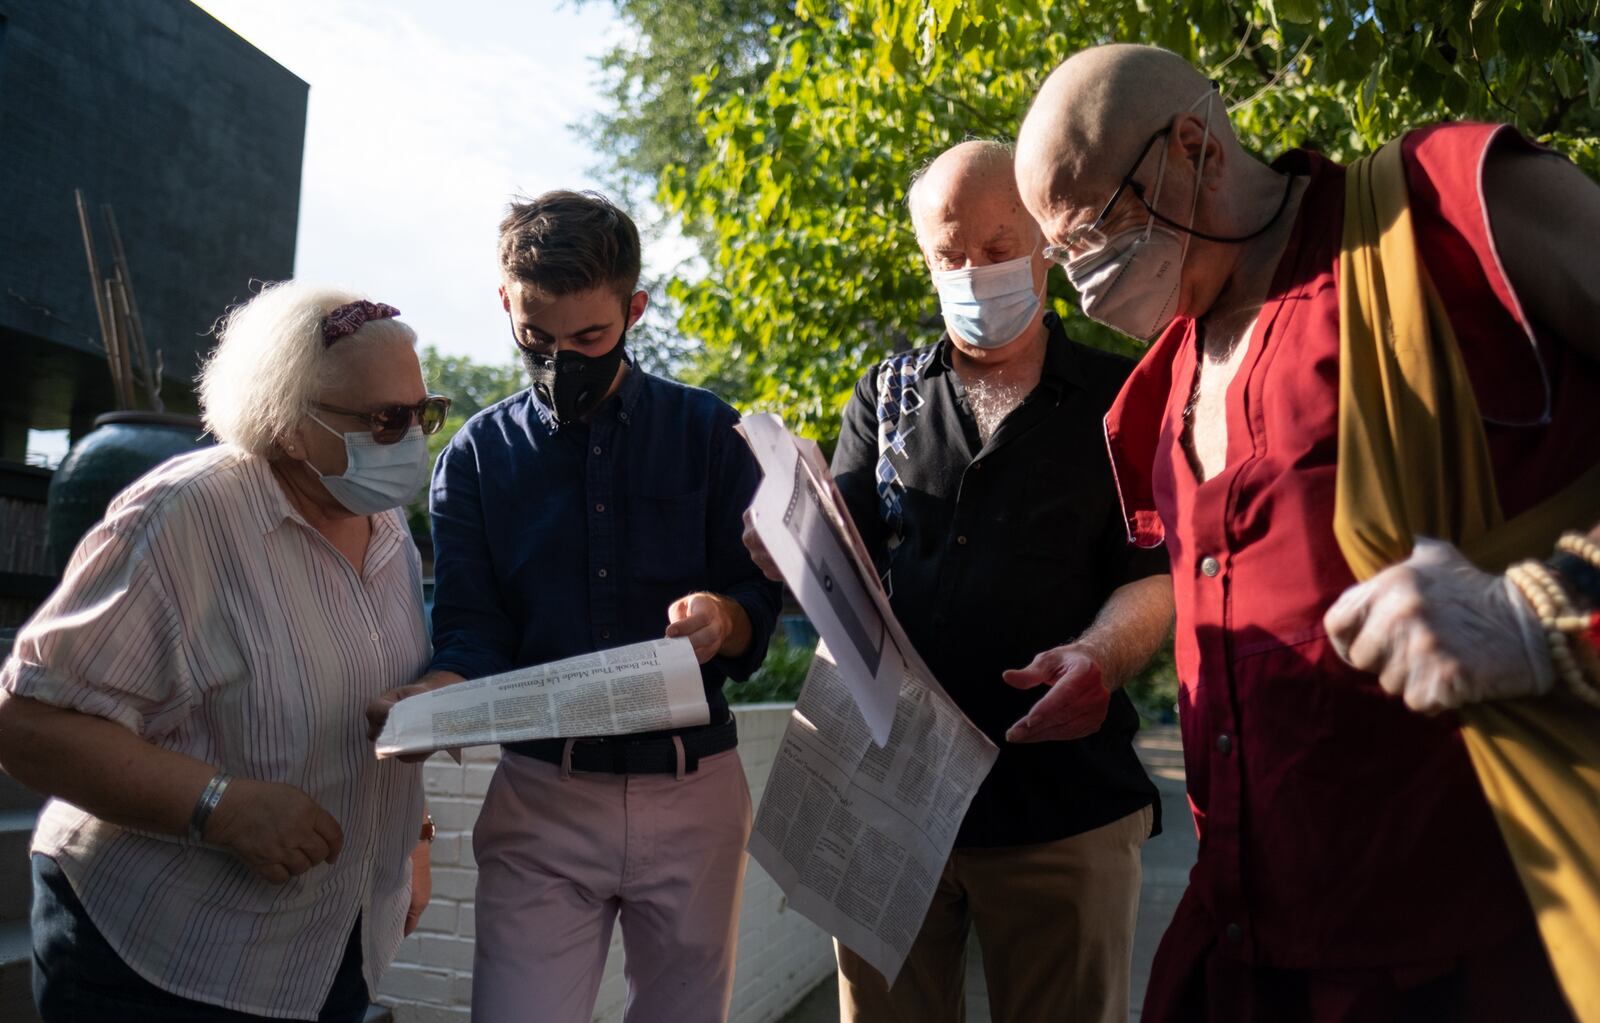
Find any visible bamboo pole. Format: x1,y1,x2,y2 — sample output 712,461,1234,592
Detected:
101,205,164,412
103,277,136,410
107,279,144,411
73,189,132,410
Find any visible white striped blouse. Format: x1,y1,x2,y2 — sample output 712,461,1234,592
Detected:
1,445,428,1019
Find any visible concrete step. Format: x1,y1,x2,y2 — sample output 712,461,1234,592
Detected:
0,771,45,815
0,809,36,924
0,918,37,1023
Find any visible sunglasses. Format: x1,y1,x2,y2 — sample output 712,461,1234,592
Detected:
313,395,453,443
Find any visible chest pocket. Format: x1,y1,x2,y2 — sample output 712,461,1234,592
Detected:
630,487,708,583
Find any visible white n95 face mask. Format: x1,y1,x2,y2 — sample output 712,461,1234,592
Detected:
931,254,1042,350
1064,223,1188,343
310,417,431,516
1064,90,1216,343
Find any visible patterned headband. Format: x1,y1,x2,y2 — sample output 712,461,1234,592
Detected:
322,300,401,345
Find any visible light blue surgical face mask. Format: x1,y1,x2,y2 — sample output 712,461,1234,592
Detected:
930,253,1043,350
309,416,430,516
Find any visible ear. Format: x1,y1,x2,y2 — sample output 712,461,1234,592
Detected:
1170,111,1226,188
625,289,649,328
498,283,511,313
279,423,313,464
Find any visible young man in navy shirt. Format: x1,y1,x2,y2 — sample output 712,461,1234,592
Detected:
371,191,780,1023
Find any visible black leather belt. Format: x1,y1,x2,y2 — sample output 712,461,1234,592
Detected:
506,716,738,775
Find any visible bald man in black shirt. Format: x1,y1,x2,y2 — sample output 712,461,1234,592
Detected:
746,140,1174,1023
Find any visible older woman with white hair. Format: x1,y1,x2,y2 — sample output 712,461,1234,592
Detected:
0,281,450,1022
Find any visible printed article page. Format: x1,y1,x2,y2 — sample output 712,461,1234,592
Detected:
740,412,906,744
375,638,709,758
748,643,998,984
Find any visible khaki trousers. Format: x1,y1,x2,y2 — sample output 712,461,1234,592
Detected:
837,805,1152,1023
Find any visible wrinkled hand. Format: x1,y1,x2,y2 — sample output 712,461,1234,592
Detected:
666,593,733,664
204,778,344,884
1324,538,1552,714
1002,646,1111,743
404,840,432,936
741,509,783,582
367,675,462,763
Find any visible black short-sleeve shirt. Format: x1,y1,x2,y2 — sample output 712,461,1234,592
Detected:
832,313,1167,847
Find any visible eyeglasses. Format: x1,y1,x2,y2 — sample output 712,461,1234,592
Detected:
313,395,453,443
1042,128,1168,266
1043,86,1273,266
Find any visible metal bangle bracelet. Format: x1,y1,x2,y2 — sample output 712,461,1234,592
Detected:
188,771,232,842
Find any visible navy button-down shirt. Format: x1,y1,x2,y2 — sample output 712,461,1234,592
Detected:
427,365,781,736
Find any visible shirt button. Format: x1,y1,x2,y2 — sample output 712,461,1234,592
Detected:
593,445,603,455
1226,923,1244,944
956,535,968,545
1201,556,1221,577
972,460,983,470
369,632,380,642
598,568,608,579
595,503,605,513
1216,733,1233,755
619,412,630,423
601,629,611,640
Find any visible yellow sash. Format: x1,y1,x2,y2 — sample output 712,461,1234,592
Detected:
1338,140,1600,1022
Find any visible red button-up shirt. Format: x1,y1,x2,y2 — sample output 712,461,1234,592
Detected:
1105,122,1600,970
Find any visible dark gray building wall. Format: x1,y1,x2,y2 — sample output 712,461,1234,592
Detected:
0,0,307,451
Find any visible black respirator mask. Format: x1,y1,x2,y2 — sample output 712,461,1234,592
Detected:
514,320,628,426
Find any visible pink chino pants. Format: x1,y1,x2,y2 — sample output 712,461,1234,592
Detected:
470,748,753,1023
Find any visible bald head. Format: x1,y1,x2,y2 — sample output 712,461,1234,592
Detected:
1015,44,1228,222
905,140,1050,356
907,140,1024,242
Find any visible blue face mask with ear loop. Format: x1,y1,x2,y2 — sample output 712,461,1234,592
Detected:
930,249,1045,350
307,415,431,516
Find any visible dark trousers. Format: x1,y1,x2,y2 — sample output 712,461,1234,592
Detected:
1142,885,1575,1023
31,854,369,1023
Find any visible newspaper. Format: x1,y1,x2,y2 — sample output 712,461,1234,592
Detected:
738,413,999,983
740,413,905,744
374,638,709,758
748,642,997,984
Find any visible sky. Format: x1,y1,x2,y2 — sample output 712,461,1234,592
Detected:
190,0,688,367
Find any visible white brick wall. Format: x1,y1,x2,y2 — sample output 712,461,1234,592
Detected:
377,704,835,1023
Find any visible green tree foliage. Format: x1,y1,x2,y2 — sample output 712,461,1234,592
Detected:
421,344,524,423
724,633,818,702
656,0,1600,438
584,0,804,213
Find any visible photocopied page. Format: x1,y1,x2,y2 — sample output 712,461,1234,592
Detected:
747,642,998,984
740,412,905,744
375,638,709,758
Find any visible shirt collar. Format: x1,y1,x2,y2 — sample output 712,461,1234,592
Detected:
238,449,300,535
1039,312,1088,393
611,357,646,426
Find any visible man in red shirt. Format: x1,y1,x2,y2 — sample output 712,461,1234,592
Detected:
1013,43,1600,1021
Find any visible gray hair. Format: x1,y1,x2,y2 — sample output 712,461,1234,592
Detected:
198,280,418,456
